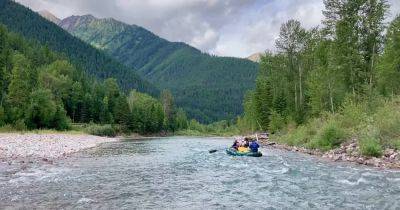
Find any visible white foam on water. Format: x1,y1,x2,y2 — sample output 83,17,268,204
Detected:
77,197,94,204
8,166,70,184
386,177,400,182
337,177,369,186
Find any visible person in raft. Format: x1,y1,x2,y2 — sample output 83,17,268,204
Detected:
231,138,259,153
249,139,260,153
235,138,250,152
231,139,240,150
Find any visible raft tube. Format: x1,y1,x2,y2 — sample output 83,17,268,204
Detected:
226,148,262,157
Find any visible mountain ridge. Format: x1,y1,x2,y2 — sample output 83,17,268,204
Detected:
0,0,158,95
38,10,60,24
58,14,259,122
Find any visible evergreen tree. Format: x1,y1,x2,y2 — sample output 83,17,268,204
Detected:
7,53,34,120
377,15,400,96
160,89,175,131
69,82,83,122
114,95,131,132
254,77,273,130
174,108,188,130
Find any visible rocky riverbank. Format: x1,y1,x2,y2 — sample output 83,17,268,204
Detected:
255,136,400,169
0,133,118,165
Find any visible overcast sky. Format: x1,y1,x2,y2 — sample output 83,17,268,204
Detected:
16,0,400,58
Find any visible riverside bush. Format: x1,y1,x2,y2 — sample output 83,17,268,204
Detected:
85,124,116,137
389,139,400,150
339,100,367,132
360,137,383,157
285,125,308,146
308,120,346,151
373,101,400,146
13,119,27,131
269,111,285,134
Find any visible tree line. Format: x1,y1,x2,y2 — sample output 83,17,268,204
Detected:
0,25,188,134
241,0,399,133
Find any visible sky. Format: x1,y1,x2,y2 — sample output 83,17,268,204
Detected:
16,0,400,58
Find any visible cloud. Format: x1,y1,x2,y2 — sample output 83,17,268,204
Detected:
16,0,255,53
15,0,400,58
213,0,324,57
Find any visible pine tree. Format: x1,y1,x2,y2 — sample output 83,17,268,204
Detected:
114,95,131,132
7,53,34,119
254,77,273,131
70,82,83,122
160,89,175,131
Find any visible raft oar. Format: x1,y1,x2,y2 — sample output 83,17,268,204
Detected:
209,149,218,153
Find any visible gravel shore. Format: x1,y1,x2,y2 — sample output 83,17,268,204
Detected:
0,133,118,164
255,136,400,169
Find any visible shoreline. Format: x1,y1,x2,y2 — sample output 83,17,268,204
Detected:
3,132,399,170
256,137,400,169
0,133,119,166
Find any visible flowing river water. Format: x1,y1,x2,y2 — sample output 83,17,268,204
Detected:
1,137,400,209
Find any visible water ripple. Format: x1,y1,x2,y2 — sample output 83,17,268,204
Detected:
1,137,400,209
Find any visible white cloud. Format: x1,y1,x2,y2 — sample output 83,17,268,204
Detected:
213,0,324,57
15,0,400,58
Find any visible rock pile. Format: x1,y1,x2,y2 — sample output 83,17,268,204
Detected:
259,137,400,169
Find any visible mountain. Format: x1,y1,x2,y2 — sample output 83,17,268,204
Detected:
58,15,259,123
38,10,60,24
247,52,263,63
0,0,158,95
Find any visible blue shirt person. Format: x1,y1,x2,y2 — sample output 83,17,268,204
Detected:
249,141,260,152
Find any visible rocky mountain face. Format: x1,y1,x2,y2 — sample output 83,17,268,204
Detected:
58,14,259,123
38,10,60,24
246,52,264,63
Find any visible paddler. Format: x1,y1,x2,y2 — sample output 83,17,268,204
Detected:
249,139,260,153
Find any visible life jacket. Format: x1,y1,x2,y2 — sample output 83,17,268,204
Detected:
238,146,250,152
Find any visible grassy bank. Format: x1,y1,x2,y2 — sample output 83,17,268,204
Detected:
271,96,400,157
0,123,117,137
0,121,239,138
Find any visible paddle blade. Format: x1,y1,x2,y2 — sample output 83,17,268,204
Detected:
209,149,218,153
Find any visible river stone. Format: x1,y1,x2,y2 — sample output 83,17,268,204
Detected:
384,149,395,157
356,157,365,164
390,153,398,160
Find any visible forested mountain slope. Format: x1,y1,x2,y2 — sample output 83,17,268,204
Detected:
58,15,259,123
0,0,158,95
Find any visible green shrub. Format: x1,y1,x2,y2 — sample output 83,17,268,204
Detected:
85,124,116,137
312,121,346,151
269,111,285,134
52,105,71,131
359,137,383,157
285,126,306,146
373,102,400,146
340,99,367,130
389,139,400,150
13,119,27,131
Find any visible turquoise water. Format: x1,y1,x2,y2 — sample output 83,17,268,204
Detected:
1,137,400,209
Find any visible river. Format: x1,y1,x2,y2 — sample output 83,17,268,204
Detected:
1,137,400,209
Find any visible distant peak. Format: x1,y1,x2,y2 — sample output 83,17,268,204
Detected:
246,52,264,63
38,10,60,24
81,14,97,20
